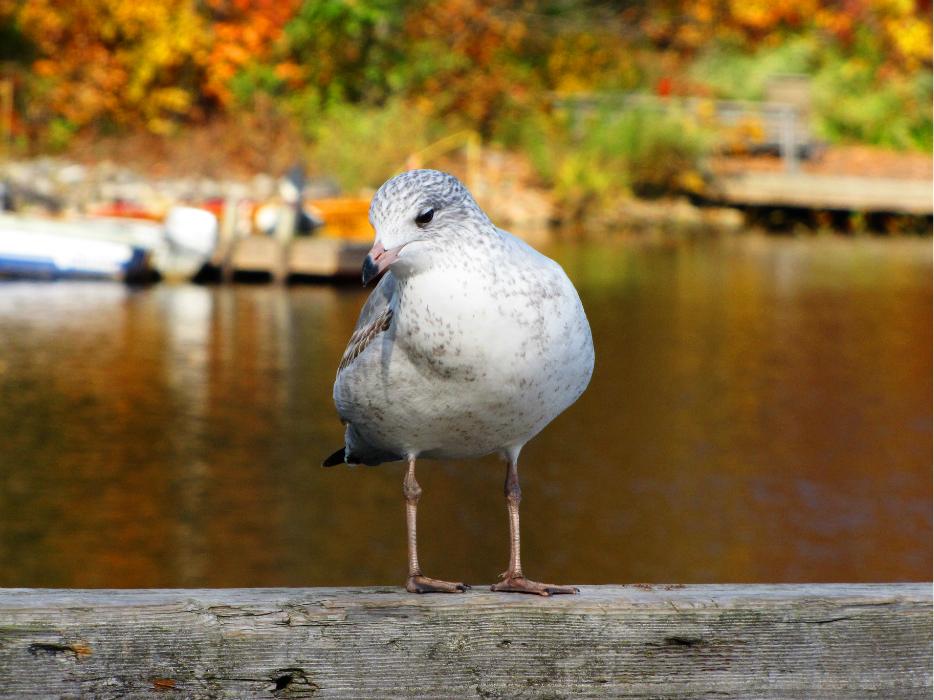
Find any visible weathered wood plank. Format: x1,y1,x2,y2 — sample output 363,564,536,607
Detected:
0,584,929,699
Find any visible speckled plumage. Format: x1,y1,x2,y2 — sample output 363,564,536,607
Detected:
332,169,594,466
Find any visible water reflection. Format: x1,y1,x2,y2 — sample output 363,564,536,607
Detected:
0,234,930,588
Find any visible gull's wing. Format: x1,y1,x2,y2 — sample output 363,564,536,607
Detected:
328,271,404,466
336,271,396,377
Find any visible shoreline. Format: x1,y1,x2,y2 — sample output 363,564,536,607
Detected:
1,154,930,244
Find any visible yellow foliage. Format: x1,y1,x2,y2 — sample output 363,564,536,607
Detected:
647,0,931,71
885,16,933,66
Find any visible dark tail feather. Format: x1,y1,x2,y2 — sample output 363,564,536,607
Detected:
322,448,346,467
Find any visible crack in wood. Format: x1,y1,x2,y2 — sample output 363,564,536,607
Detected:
27,642,92,659
665,636,705,647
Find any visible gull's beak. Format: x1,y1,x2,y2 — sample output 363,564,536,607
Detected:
362,240,404,286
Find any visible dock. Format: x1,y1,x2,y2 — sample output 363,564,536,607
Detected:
713,172,933,215
712,172,934,216
224,236,371,281
0,583,929,698
214,198,373,281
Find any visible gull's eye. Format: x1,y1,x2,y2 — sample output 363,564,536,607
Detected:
415,208,434,227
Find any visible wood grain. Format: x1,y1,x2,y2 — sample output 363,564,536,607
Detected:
0,584,929,699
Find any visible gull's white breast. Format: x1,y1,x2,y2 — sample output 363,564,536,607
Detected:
335,231,594,461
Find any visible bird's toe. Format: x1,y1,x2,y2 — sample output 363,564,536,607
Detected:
406,575,470,594
491,576,578,596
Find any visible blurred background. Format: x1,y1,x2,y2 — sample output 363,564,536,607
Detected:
0,0,930,589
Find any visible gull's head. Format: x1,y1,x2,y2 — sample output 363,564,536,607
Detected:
362,170,489,285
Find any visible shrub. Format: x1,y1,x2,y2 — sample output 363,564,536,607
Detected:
521,106,710,216
691,33,933,151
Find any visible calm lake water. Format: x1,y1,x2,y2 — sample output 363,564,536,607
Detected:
0,234,930,588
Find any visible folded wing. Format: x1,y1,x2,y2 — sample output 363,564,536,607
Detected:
336,272,397,376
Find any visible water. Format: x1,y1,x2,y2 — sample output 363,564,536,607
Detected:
0,234,930,588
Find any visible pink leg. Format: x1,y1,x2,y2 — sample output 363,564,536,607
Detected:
490,457,578,596
403,458,469,594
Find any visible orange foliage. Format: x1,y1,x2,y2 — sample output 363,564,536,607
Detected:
6,0,301,132
15,0,211,132
202,0,302,106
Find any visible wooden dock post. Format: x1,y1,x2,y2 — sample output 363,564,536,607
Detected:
0,584,929,698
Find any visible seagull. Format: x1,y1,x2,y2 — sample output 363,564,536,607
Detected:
323,170,594,596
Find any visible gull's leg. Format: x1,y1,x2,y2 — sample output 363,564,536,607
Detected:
404,457,469,594
491,456,578,596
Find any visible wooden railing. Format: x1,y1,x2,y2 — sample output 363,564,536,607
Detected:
0,583,929,698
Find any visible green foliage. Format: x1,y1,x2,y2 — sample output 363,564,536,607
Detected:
303,98,437,194
283,0,405,105
45,116,78,151
812,56,932,150
691,36,820,100
0,20,36,64
521,107,710,214
692,33,933,150
228,65,291,107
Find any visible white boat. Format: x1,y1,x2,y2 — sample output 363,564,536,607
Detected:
0,207,218,281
